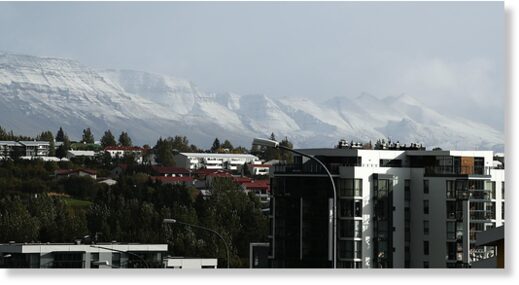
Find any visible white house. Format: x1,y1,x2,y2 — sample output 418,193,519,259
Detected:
174,152,260,171
105,146,144,164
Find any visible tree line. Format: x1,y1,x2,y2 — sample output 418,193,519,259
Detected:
0,159,268,268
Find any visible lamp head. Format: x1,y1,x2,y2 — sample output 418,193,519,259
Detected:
163,219,177,224
252,138,279,148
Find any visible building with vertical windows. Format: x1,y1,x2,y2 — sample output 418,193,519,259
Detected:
0,243,167,268
268,146,505,268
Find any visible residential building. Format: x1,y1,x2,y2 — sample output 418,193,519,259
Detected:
0,140,49,159
163,257,218,269
66,150,96,159
55,169,97,180
18,141,50,157
174,152,260,171
151,176,194,186
268,146,505,268
0,243,167,268
105,146,144,164
248,163,271,176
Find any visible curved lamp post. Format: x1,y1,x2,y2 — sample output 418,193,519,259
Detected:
252,137,337,269
163,218,230,269
90,245,150,268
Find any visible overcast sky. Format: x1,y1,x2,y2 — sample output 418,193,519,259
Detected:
0,1,505,130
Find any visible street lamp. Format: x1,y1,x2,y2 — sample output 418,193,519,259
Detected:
90,245,150,268
163,218,230,269
252,137,337,269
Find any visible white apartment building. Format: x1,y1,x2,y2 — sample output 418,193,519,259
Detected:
0,243,167,268
174,152,260,171
269,148,505,269
104,146,144,164
0,140,50,159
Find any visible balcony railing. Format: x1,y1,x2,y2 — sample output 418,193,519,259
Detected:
273,163,341,175
424,166,491,176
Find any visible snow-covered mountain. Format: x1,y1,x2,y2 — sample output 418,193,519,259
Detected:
0,52,504,151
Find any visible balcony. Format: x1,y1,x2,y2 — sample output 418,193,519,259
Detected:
424,166,491,176
273,163,340,175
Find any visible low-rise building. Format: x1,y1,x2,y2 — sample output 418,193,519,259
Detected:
151,176,194,186
0,243,168,268
163,257,218,269
105,146,144,164
0,140,50,158
55,169,97,180
248,163,271,176
66,150,96,159
174,152,260,171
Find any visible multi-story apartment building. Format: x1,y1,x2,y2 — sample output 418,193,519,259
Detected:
0,140,50,159
268,146,505,268
174,152,260,171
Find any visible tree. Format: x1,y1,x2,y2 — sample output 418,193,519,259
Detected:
81,128,95,144
118,132,132,147
37,130,55,156
279,137,294,163
55,127,66,142
56,135,71,159
154,138,175,166
211,138,220,152
221,140,234,151
100,130,117,148
0,196,40,242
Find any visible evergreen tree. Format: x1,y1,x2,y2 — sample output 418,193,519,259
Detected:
55,127,66,142
154,138,175,166
279,137,294,163
100,130,117,148
211,138,221,152
118,131,132,147
81,128,95,144
221,140,234,151
56,135,71,159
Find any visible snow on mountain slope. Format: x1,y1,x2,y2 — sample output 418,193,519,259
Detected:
0,52,504,150
100,69,198,116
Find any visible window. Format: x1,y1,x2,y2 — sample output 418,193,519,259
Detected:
405,180,411,200
446,201,457,219
424,180,429,194
423,261,429,268
502,202,505,220
338,240,362,259
380,159,402,167
502,182,505,199
339,199,362,218
446,242,456,260
339,220,362,238
423,220,429,235
423,200,429,215
446,181,455,199
424,241,429,255
338,179,362,197
447,222,456,240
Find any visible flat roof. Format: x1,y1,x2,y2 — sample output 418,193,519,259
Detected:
0,243,168,253
294,148,494,157
18,141,50,146
179,152,258,158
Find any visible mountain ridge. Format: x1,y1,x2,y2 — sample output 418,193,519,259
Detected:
0,52,504,151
